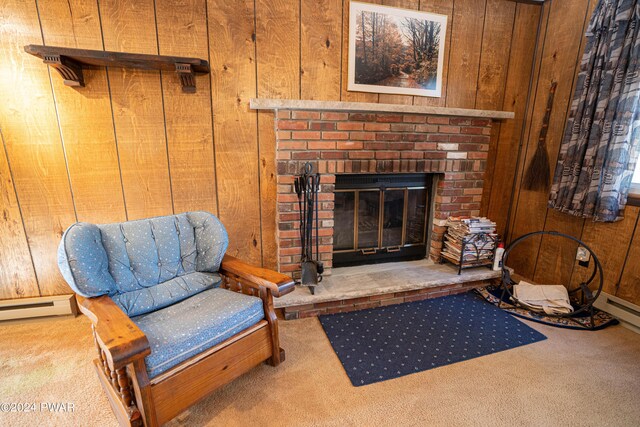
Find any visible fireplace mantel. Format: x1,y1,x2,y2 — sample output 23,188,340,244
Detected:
250,98,514,120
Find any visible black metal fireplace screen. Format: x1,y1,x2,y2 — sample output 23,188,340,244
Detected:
333,173,431,267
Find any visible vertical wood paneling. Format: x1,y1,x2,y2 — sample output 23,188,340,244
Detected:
507,0,590,278
0,0,76,296
256,0,301,269
569,207,639,296
475,0,515,111
498,0,640,306
155,0,218,215
37,0,127,224
484,3,541,236
476,0,516,221
415,0,454,108
617,222,640,304
99,0,173,220
533,0,597,285
445,0,486,108
506,0,551,243
0,136,39,299
208,0,262,265
301,0,342,100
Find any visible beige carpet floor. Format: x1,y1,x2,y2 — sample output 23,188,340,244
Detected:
1,305,640,427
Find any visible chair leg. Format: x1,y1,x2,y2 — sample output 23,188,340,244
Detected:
266,347,286,367
128,360,158,427
261,288,283,366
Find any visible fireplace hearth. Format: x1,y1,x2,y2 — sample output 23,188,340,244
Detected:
333,173,432,267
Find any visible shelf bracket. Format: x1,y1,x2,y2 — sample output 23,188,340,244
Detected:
43,54,84,87
175,63,195,93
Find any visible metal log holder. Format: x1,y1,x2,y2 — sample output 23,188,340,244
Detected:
498,231,604,330
441,232,498,275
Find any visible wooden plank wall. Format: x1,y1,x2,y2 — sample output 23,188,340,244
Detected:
502,0,640,306
0,0,540,299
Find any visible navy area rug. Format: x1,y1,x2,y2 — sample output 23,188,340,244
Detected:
319,292,546,386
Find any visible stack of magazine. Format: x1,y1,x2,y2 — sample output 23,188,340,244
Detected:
441,216,497,268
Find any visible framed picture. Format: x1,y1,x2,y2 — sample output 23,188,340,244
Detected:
348,1,447,98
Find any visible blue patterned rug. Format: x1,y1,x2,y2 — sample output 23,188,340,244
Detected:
319,292,546,386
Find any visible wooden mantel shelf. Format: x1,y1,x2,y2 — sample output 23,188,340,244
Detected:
250,98,515,120
24,44,210,93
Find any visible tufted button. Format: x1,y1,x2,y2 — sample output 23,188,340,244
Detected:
157,262,162,266
130,267,134,271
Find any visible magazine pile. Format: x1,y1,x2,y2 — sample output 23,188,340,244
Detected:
441,216,497,267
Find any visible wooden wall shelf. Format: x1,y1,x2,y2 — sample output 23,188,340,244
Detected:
24,44,210,93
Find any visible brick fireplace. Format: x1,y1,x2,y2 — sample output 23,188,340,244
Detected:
253,99,510,278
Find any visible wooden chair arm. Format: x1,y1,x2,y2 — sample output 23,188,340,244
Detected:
219,255,295,297
78,295,151,370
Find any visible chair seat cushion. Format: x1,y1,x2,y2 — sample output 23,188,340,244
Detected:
132,287,264,378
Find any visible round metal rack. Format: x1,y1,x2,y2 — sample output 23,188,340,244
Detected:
499,231,604,327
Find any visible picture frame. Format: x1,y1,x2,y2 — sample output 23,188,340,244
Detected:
348,1,448,98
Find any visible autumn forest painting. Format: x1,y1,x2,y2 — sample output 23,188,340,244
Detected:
348,2,447,97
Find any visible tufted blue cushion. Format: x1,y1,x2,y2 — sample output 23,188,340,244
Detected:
58,212,229,316
58,223,117,297
132,288,264,378
111,272,222,317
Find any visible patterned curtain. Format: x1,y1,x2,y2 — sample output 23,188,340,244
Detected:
548,0,640,222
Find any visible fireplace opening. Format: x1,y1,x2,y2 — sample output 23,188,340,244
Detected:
333,173,432,268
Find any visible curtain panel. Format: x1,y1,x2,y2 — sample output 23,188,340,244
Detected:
549,0,640,222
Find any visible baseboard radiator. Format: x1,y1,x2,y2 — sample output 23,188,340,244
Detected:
594,292,640,333
0,294,78,321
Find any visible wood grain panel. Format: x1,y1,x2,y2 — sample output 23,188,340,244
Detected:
506,0,550,243
208,0,262,265
0,137,39,299
507,0,590,278
475,0,515,110
534,0,597,285
256,0,300,269
0,0,76,296
37,0,126,224
617,221,640,305
569,207,639,296
445,0,486,108
99,0,173,220
377,0,419,105
301,0,342,101
476,0,516,220
256,0,300,100
415,0,454,108
532,209,583,285
155,0,218,215
485,3,541,235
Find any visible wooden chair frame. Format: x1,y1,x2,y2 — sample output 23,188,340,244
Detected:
79,254,295,426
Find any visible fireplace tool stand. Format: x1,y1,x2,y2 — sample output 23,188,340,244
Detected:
294,162,323,294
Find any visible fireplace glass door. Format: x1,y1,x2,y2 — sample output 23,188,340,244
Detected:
333,174,431,267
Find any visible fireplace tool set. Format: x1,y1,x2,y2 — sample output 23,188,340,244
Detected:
294,162,324,294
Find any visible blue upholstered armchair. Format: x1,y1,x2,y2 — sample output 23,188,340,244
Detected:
58,211,294,427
